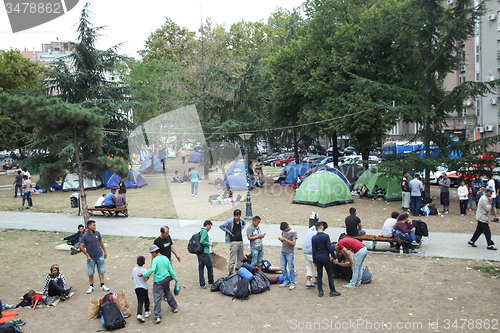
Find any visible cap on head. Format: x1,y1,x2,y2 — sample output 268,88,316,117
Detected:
149,245,160,253
485,188,493,193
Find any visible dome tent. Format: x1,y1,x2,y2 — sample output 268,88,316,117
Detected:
365,172,410,201
339,164,365,186
188,151,203,163
224,161,251,191
292,171,354,207
103,169,147,189
139,156,163,173
62,172,103,192
284,163,312,183
353,166,379,190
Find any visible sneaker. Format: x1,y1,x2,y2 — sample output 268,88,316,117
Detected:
87,286,94,294
137,314,145,322
155,317,161,324
70,247,79,255
461,214,465,216
330,291,341,297
100,284,110,291
27,206,32,209
468,241,477,247
469,208,472,212
195,195,197,198
200,285,206,289
343,284,355,289
279,282,289,288
19,207,24,210
12,319,25,326
192,194,194,197
3,304,14,310
289,284,295,290
411,241,419,246
440,210,446,214
487,246,497,251
172,307,179,313
445,210,449,215
65,287,73,297
492,218,500,222
411,249,419,254
306,284,316,289
355,282,362,287
144,311,151,318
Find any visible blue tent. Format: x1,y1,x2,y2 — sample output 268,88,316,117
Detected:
322,168,352,191
225,162,247,179
224,162,251,191
280,160,296,176
139,156,163,173
188,151,203,163
103,169,147,189
284,163,312,183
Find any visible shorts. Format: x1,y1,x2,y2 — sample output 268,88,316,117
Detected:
250,248,264,266
495,196,500,208
401,192,410,208
87,256,106,276
492,197,498,208
303,253,316,278
440,192,450,206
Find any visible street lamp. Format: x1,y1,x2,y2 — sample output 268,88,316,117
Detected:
239,133,253,220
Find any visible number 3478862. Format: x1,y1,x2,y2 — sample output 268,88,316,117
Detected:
5,2,62,14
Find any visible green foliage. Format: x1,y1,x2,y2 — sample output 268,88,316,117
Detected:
472,264,500,278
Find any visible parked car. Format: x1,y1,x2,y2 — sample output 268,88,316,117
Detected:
300,155,325,164
427,165,454,185
272,152,302,167
262,153,285,166
308,144,326,155
343,147,356,156
477,152,500,159
326,147,345,157
446,164,495,187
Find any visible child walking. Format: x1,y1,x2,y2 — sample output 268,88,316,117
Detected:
132,256,150,322
458,180,468,216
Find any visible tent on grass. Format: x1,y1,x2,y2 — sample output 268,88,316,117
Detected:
284,163,312,183
292,171,354,207
323,168,352,191
365,172,408,201
339,164,365,186
139,156,163,173
280,160,296,176
224,162,250,190
103,169,147,189
302,164,327,180
62,172,103,192
353,166,379,190
188,151,203,163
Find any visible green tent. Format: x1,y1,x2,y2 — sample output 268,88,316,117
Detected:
167,148,176,158
292,171,354,208
365,172,411,201
353,166,378,190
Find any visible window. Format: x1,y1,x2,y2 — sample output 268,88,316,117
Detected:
459,73,466,85
476,72,480,81
476,98,481,117
476,45,480,63
54,47,60,51
389,122,400,135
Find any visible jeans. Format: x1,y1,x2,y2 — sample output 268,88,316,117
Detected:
191,182,198,195
349,246,368,287
460,199,468,215
315,257,336,293
250,248,264,266
468,197,473,210
410,195,421,216
14,184,22,197
134,287,150,315
356,229,366,236
280,252,295,284
22,191,32,206
153,276,177,319
470,221,494,246
399,231,422,251
87,256,106,276
197,253,214,286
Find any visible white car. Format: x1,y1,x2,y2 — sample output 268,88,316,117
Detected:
427,165,455,184
326,156,379,168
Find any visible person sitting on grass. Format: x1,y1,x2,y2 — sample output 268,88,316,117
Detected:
61,224,85,255
42,264,73,300
374,185,386,195
394,214,421,254
27,290,43,309
357,184,369,199
171,171,181,183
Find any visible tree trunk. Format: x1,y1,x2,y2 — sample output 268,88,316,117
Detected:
74,126,89,223
293,127,299,164
333,131,339,167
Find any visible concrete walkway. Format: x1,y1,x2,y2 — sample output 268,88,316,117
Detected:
0,211,498,261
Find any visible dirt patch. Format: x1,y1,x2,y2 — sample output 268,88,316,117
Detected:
0,229,498,333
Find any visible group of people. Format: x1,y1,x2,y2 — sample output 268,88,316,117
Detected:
94,184,128,216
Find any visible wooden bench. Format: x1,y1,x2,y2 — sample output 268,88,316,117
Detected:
344,234,410,253
88,207,128,217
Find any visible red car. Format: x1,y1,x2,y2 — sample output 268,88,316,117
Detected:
272,153,302,167
477,152,500,159
446,164,494,187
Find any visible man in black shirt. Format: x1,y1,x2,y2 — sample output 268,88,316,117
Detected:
220,209,247,275
154,226,181,263
345,207,366,236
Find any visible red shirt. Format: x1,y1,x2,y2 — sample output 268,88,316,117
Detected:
338,237,363,253
34,293,43,302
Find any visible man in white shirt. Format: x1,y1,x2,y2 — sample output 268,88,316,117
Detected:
381,212,399,238
95,194,105,207
303,222,319,289
409,174,423,216
487,173,499,222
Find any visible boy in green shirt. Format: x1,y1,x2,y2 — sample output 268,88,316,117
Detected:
198,220,214,289
138,245,179,323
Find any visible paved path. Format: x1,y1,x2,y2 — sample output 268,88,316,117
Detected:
0,211,498,261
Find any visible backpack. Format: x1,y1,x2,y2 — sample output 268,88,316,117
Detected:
428,205,438,215
233,276,251,300
187,232,204,255
413,220,429,237
220,273,239,297
250,270,271,294
210,277,225,292
99,293,126,331
361,266,372,284
0,323,19,333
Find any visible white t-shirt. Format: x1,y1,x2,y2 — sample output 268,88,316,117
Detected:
457,185,468,200
95,197,105,207
488,179,496,199
381,218,397,238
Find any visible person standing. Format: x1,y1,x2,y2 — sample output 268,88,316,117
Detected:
180,149,186,164
334,237,367,289
154,226,181,263
255,158,263,180
189,167,199,198
457,179,469,216
246,216,265,269
131,256,150,322
438,174,451,214
13,170,23,198
345,207,365,236
219,209,246,275
198,220,214,289
409,174,423,216
19,175,32,210
472,174,484,209
486,173,499,222
80,220,110,294
468,188,497,250
303,222,319,289
138,245,179,324
401,171,410,213
278,222,298,290
312,221,341,298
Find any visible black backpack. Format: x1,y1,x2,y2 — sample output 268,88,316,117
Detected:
99,293,126,331
250,270,270,294
413,220,429,237
220,273,239,297
187,232,204,255
0,323,19,333
211,277,225,292
233,276,251,300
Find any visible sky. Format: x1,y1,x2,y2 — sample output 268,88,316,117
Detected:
0,0,305,59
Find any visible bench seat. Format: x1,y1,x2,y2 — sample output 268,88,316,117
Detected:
88,207,128,217
344,234,409,253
